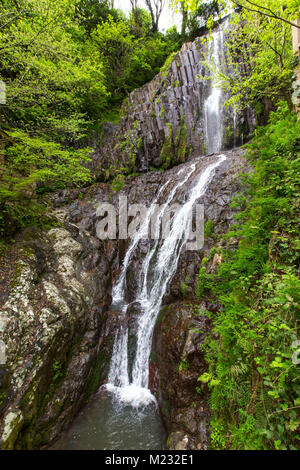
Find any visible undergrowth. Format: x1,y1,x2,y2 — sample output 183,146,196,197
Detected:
197,104,300,450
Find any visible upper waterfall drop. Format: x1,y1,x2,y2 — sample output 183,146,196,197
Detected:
204,26,226,155
105,154,227,407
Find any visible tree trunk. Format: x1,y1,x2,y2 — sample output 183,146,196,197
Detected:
292,19,300,119
181,3,188,38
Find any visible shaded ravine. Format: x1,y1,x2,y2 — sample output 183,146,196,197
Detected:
53,154,227,451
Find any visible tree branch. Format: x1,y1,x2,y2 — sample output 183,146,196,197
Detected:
230,0,300,29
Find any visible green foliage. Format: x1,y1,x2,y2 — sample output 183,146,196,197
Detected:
204,219,215,238
198,105,300,450
187,1,219,40
53,361,64,382
174,122,187,163
181,281,188,297
90,16,135,100
206,1,298,111
160,123,174,169
0,129,93,239
111,174,125,192
75,0,121,36
1,0,109,138
195,257,215,301
0,0,183,242
179,357,190,372
161,51,178,76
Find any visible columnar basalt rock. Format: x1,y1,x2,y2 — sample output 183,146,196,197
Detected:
90,31,255,180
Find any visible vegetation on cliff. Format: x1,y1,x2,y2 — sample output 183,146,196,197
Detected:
197,104,300,450
0,0,181,246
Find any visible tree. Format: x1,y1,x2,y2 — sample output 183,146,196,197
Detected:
187,1,220,40
168,0,199,37
75,0,120,35
0,0,108,139
229,0,300,29
90,16,135,99
169,0,300,28
128,7,152,38
0,0,108,240
145,0,165,33
129,0,140,24
210,1,297,112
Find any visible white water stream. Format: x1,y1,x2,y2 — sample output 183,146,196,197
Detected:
105,154,226,408
204,26,226,154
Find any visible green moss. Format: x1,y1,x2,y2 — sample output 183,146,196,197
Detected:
20,247,35,259
85,350,106,402
111,174,125,192
53,360,64,382
179,358,189,372
160,51,178,77
11,262,24,289
0,391,7,406
175,121,187,164
1,412,24,450
119,129,141,172
159,121,188,169
204,220,215,239
160,123,173,170
181,281,188,298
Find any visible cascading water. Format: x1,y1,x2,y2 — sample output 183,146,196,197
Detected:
204,26,225,155
106,154,227,408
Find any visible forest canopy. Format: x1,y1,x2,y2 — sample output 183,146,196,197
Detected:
0,0,299,242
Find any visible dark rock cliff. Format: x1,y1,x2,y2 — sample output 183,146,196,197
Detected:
0,213,113,449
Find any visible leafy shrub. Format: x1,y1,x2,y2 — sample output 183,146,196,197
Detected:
0,130,93,240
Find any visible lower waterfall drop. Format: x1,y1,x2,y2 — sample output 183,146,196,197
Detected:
106,154,227,408
53,155,228,450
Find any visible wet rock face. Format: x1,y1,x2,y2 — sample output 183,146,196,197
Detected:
0,218,113,449
0,146,249,450
151,148,250,450
90,35,255,180
153,302,211,451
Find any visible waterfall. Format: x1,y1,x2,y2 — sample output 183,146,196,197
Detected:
204,26,226,155
105,154,227,408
